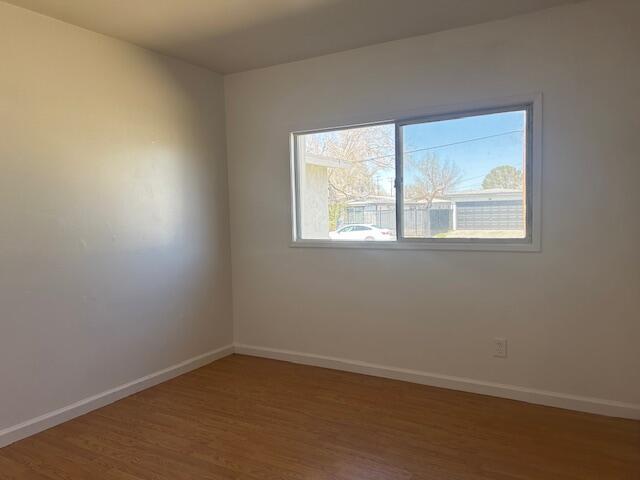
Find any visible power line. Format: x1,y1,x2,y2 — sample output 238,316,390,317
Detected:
456,164,523,188
352,129,523,165
456,174,487,185
405,129,523,156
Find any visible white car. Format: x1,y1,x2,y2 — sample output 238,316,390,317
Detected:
329,224,395,241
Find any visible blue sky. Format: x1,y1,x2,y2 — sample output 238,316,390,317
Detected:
402,110,526,191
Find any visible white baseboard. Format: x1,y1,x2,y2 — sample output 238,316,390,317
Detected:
2,342,637,449
234,343,640,420
0,344,234,448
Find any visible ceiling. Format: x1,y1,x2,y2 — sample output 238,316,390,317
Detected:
5,0,580,73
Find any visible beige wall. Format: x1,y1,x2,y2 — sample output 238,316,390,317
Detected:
225,0,640,407
0,3,232,430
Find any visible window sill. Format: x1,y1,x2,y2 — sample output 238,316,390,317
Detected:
290,239,540,252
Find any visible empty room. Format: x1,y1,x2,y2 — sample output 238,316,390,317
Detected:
0,0,638,478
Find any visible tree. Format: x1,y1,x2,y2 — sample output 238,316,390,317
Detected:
304,125,395,230
305,124,395,204
482,165,523,190
328,202,346,231
404,153,461,209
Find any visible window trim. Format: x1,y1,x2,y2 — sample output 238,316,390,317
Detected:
290,94,542,252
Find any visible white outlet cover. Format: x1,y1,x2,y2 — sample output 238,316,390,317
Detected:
494,338,507,358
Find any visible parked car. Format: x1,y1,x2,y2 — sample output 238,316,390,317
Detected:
329,224,395,241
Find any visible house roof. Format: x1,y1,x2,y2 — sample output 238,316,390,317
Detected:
346,195,394,205
305,153,348,168
444,188,523,201
346,196,450,206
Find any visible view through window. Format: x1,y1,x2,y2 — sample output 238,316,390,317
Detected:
294,105,531,245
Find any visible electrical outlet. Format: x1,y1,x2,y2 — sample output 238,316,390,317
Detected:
494,338,507,358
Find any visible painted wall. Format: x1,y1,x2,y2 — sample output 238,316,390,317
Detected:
0,3,233,431
225,0,640,407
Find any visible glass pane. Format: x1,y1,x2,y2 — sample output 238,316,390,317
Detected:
401,109,527,239
297,123,396,241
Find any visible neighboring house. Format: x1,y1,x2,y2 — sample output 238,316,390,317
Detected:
444,188,525,231
343,188,524,236
343,195,397,231
344,196,451,236
298,135,525,238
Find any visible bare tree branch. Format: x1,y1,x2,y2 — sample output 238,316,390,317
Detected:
404,153,461,209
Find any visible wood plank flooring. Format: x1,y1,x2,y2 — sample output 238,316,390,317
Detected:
1,354,638,479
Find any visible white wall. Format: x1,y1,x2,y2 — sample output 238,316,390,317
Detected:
225,0,640,410
0,3,233,433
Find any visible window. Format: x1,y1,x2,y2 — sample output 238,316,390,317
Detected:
291,98,540,251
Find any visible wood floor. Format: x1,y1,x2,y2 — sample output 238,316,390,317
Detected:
1,355,638,479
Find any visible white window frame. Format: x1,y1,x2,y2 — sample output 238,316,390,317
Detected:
290,94,542,252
